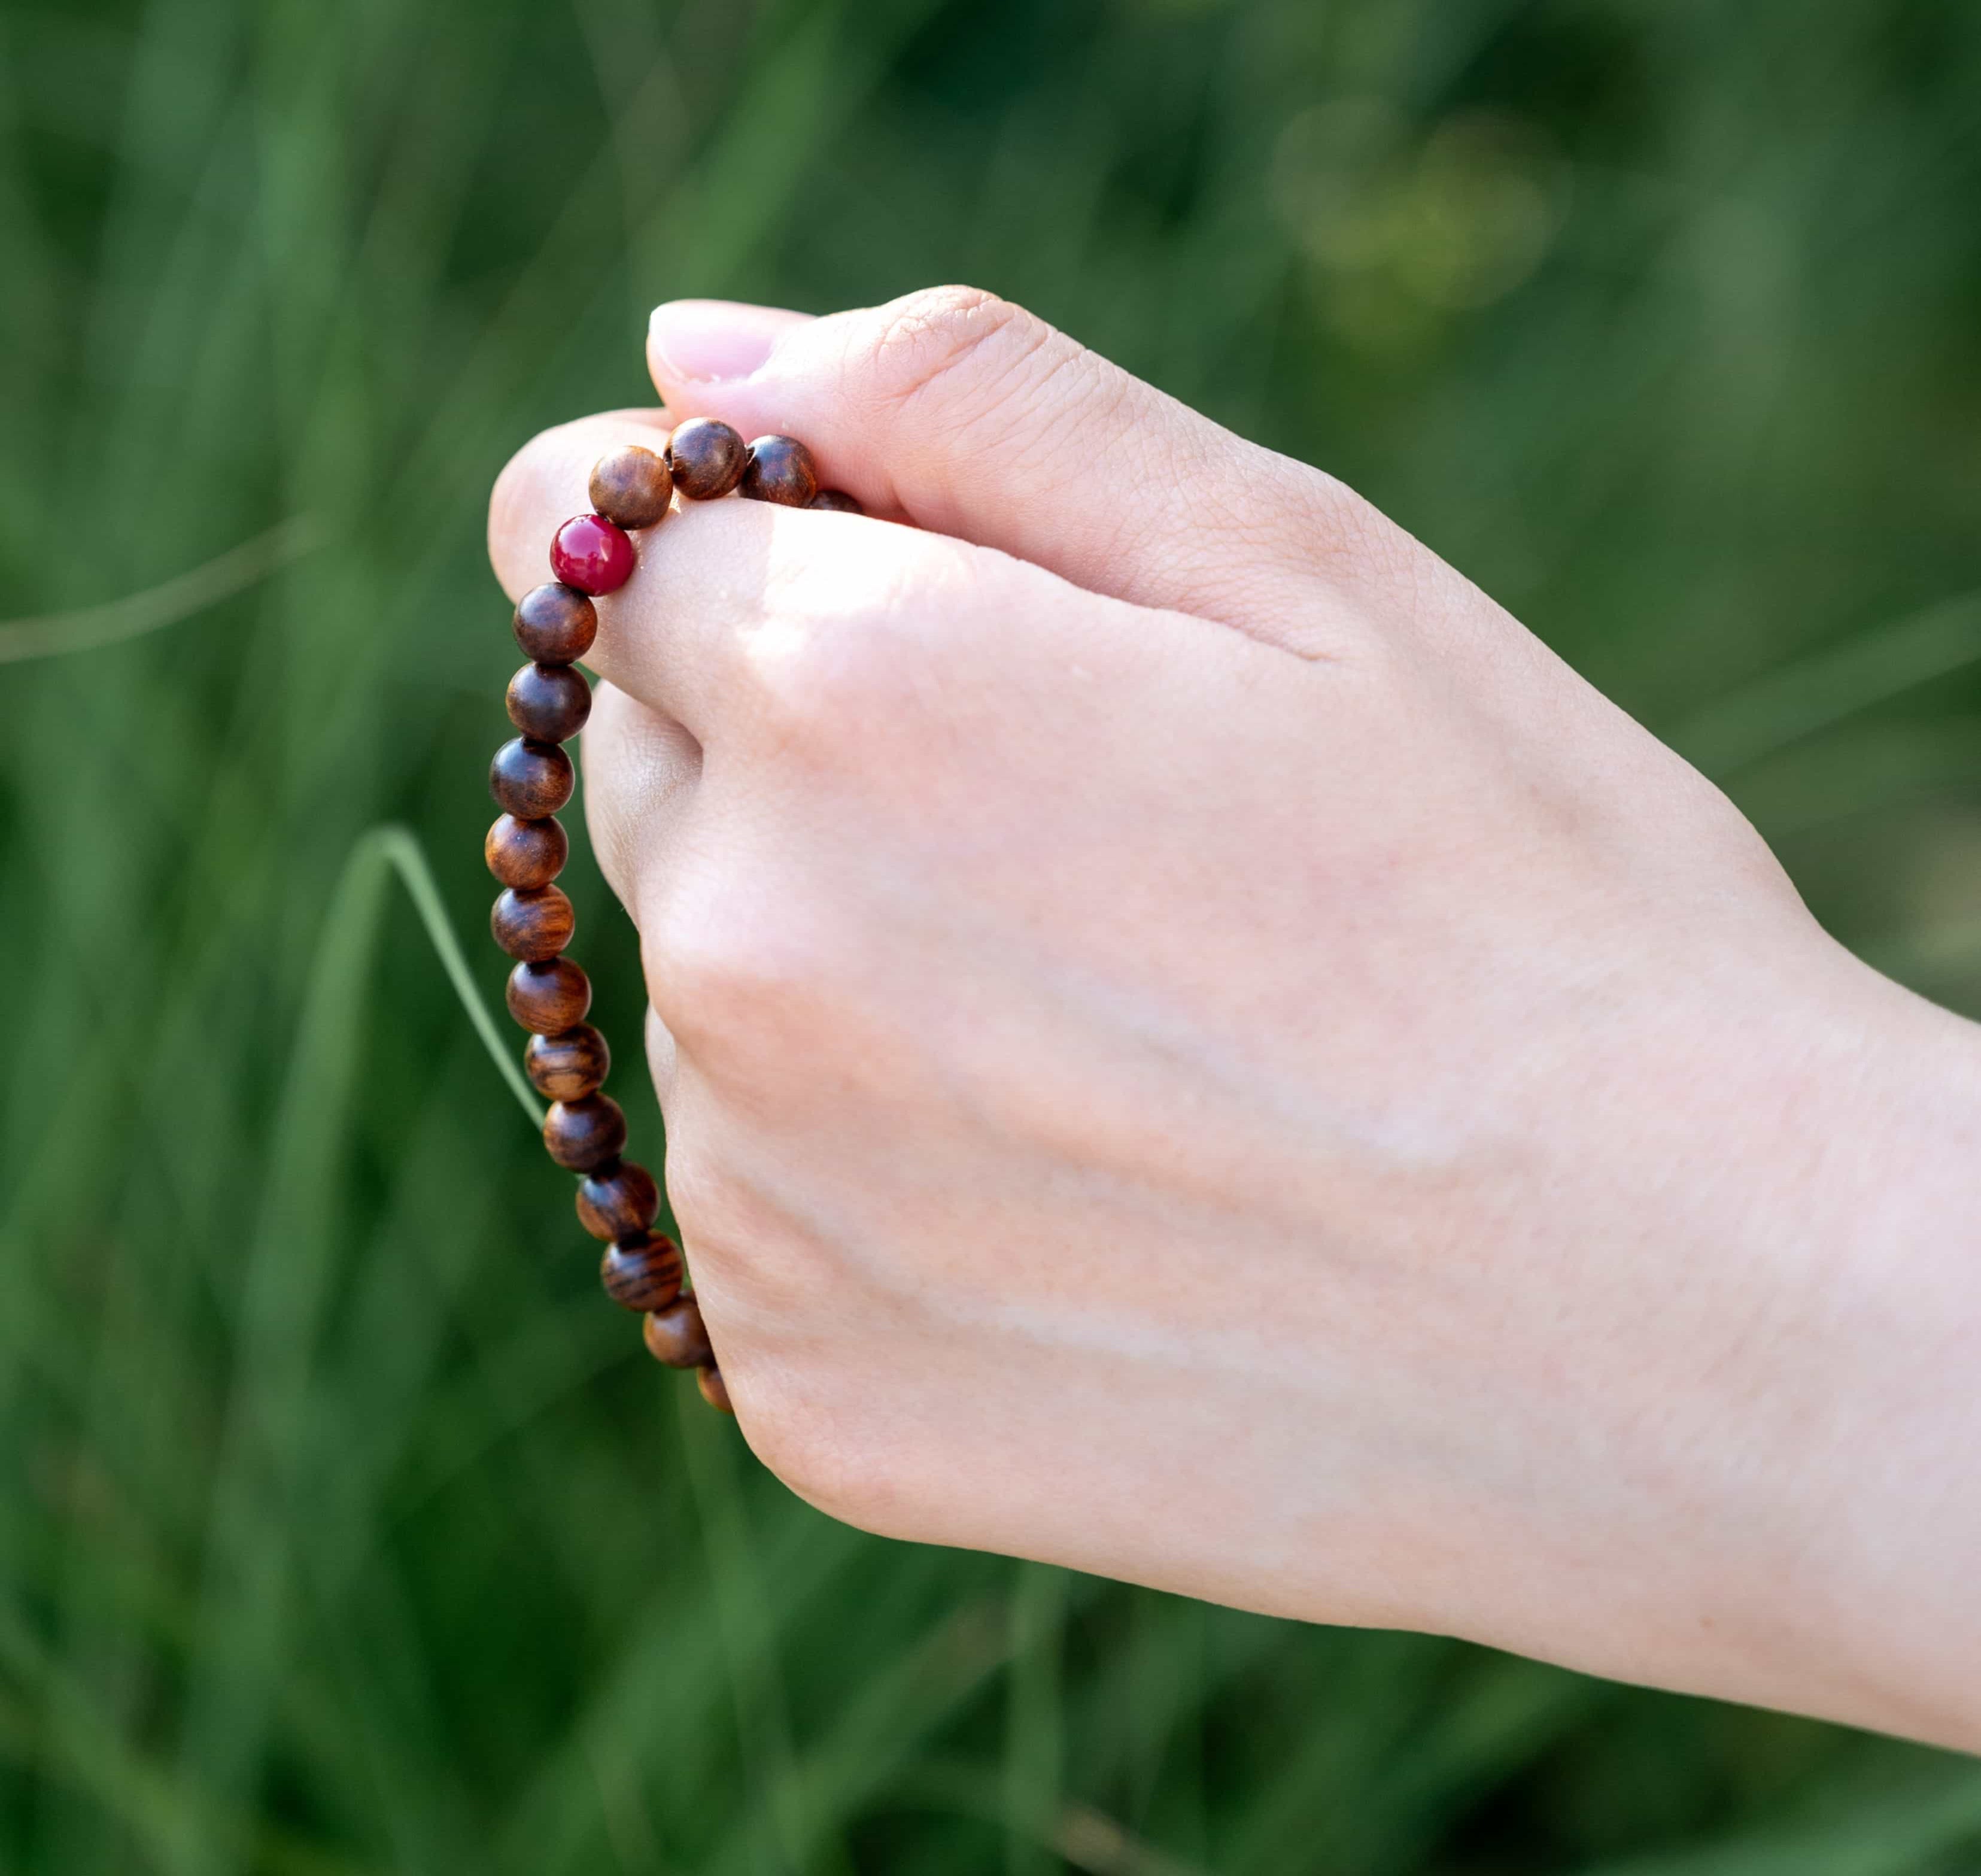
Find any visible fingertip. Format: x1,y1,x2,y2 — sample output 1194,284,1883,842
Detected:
646,299,816,394
487,408,673,600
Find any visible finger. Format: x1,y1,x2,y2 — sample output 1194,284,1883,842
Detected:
492,407,1041,739
645,288,1433,642
580,677,699,916
489,410,752,736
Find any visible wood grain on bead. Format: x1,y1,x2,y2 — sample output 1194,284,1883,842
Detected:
485,813,567,889
491,884,575,962
506,957,591,1033
588,445,673,530
490,737,573,819
643,1294,713,1369
667,417,748,499
697,1367,734,1413
506,662,592,743
543,1093,627,1171
512,582,597,663
525,1024,609,1101
740,435,819,508
810,488,862,514
600,1230,683,1312
576,1158,659,1241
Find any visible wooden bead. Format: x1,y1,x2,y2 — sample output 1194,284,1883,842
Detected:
577,1158,659,1240
506,661,592,743
485,813,567,889
667,418,747,499
512,582,597,664
600,1230,683,1311
589,445,673,530
697,1366,734,1413
506,958,591,1033
643,1294,713,1369
810,488,862,514
490,737,573,818
543,1094,627,1171
491,884,575,962
526,1024,610,1101
740,435,819,508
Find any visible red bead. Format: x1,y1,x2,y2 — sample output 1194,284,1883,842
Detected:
549,514,636,595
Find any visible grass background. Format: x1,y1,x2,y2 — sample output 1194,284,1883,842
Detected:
3,0,1980,1869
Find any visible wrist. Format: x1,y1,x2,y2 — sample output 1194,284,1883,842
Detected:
1542,955,1981,1747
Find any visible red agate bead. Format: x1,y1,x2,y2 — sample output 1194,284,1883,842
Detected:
549,514,636,595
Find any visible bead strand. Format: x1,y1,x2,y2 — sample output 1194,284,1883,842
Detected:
487,420,861,1414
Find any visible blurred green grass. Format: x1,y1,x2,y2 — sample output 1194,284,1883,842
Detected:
3,0,1980,1869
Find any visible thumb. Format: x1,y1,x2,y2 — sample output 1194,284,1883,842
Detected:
646,286,1406,633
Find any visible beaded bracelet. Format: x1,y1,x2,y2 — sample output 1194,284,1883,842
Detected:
486,417,859,1414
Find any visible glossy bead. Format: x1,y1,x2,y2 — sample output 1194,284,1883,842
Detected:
667,418,748,499
490,737,573,818
543,1094,627,1171
549,514,636,595
810,488,862,514
485,813,567,889
512,582,596,664
491,885,575,962
740,435,819,508
526,1024,610,1101
506,958,591,1033
643,1294,713,1369
577,1158,659,1240
506,661,592,743
697,1366,734,1413
588,445,673,530
600,1230,683,1311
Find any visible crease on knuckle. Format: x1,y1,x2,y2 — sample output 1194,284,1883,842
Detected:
862,286,1065,431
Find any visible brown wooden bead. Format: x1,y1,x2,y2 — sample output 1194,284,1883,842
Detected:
543,1093,627,1171
485,813,567,889
506,958,591,1033
600,1230,683,1311
588,445,673,530
667,418,748,499
577,1158,658,1240
740,435,819,508
697,1366,734,1413
809,488,862,514
512,582,597,664
526,1024,610,1101
490,737,573,818
643,1294,713,1369
506,662,592,743
491,884,575,962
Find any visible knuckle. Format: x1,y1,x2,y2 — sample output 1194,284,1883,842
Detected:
641,858,822,1070
748,1404,906,1536
859,284,1061,425
741,537,980,755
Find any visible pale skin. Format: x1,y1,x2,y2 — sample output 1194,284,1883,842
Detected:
489,287,1981,1753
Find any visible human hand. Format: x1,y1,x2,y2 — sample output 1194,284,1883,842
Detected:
490,288,1981,1750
